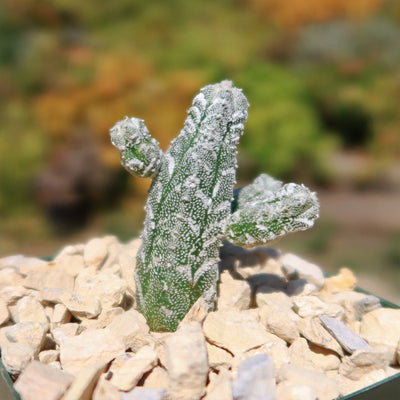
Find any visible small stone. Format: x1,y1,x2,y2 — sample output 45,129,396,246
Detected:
60,328,125,375
323,268,357,293
51,303,71,325
206,341,233,369
255,291,293,312
286,279,318,296
2,342,35,375
0,297,9,325
204,310,280,355
83,237,109,268
62,360,108,400
109,346,158,391
179,296,209,326
258,304,299,343
360,308,400,364
204,368,232,400
75,271,128,309
54,244,84,260
165,322,208,400
54,254,86,278
6,321,47,356
23,266,75,292
232,354,275,400
39,349,60,364
319,315,370,353
339,347,392,380
0,255,48,274
280,253,325,289
337,369,387,397
81,307,124,330
217,271,251,310
14,360,74,400
276,383,317,400
118,253,136,293
51,323,81,346
106,309,150,352
142,366,169,389
92,374,121,400
15,296,48,325
277,364,340,400
120,387,168,400
297,317,344,356
292,296,343,319
331,291,381,322
0,268,24,289
0,285,32,305
40,287,101,319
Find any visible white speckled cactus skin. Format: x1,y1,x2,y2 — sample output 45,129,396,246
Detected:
110,81,319,331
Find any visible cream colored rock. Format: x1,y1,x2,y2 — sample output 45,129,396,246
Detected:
203,310,280,355
297,317,344,356
290,338,340,372
256,291,293,311
0,268,24,289
142,366,170,389
40,287,101,319
280,253,325,289
51,323,81,346
118,253,136,293
0,285,32,305
54,244,84,260
276,383,318,400
14,361,74,400
323,267,357,293
23,267,75,292
51,303,71,325
206,341,233,369
360,308,400,364
339,347,391,380
217,270,251,310
109,346,158,391
81,307,125,330
204,367,232,400
39,349,60,364
106,309,151,352
75,271,128,309
54,254,86,278
292,296,343,319
60,328,125,375
83,237,109,268
92,374,121,400
0,297,9,325
336,369,387,397
258,304,299,343
6,321,47,356
0,255,48,274
62,360,108,400
15,296,48,325
2,342,35,375
165,322,208,400
277,364,340,400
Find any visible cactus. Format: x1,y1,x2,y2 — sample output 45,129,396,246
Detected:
110,80,319,331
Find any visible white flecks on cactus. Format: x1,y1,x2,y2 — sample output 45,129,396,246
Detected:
110,81,319,332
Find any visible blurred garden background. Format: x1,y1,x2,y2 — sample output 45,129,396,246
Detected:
1,0,400,301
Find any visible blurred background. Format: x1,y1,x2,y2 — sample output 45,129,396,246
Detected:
1,0,400,301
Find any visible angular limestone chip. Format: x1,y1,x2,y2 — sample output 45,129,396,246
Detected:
2,342,35,375
15,296,48,325
165,322,208,400
60,328,125,375
6,321,47,356
109,346,158,391
203,310,281,355
14,360,74,400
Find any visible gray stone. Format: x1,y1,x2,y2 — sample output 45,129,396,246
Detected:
319,315,370,353
232,354,275,400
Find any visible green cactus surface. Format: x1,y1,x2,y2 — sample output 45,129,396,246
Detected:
110,80,319,332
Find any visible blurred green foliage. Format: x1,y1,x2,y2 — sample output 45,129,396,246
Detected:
1,0,400,253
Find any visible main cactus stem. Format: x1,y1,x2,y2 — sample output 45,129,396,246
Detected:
110,81,319,331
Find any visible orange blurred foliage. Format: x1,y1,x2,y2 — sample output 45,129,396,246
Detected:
250,0,385,29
